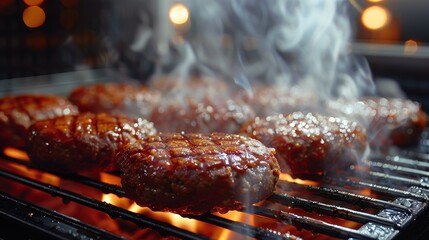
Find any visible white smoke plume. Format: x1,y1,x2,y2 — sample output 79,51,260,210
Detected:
109,0,375,101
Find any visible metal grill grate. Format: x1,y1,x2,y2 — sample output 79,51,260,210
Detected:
1,131,429,240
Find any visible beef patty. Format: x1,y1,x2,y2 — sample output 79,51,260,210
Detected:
117,132,280,215
27,113,156,173
0,94,78,148
240,112,369,177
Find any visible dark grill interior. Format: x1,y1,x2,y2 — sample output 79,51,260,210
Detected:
1,130,429,239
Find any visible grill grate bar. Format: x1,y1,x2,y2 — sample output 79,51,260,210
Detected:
246,206,377,240
1,144,428,239
328,177,429,202
0,168,210,240
58,173,126,197
400,151,429,162
0,159,299,240
279,182,413,214
0,154,127,197
369,161,429,178
268,193,402,229
192,213,298,240
72,177,299,239
0,192,125,240
373,155,429,171
369,171,429,189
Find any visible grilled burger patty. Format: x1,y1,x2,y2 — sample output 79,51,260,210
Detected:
0,94,79,148
237,84,318,117
240,112,368,176
148,76,255,134
68,83,161,119
150,97,255,134
27,113,157,173
328,97,428,147
117,132,280,215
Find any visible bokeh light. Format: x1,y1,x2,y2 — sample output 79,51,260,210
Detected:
22,6,46,28
169,3,189,25
361,6,390,30
404,40,418,55
367,0,384,2
23,0,44,6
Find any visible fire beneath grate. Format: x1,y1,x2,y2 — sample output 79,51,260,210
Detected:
1,131,429,240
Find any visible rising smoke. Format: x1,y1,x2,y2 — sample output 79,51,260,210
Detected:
109,0,375,102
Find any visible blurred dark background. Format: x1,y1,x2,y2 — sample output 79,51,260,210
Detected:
1,0,428,78
0,0,428,110
0,0,114,79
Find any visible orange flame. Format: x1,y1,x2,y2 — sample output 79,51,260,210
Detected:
214,211,255,240
126,203,199,233
3,147,30,161
100,173,257,238
100,172,121,185
2,148,304,238
2,147,60,185
279,173,319,186
100,172,201,234
100,173,133,208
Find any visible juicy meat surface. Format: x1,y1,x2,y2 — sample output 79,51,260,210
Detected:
148,76,255,134
240,112,369,176
27,113,157,173
117,132,280,215
150,97,255,134
328,97,428,147
238,84,319,117
68,82,161,119
0,94,79,148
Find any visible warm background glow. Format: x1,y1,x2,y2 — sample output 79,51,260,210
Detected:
25,32,47,50
169,3,189,25
0,0,15,7
361,6,390,30
23,0,44,6
60,9,78,29
22,6,45,28
367,0,384,2
60,0,79,7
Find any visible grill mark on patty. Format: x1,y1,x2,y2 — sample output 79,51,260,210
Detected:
141,133,257,170
93,113,99,137
16,96,33,122
27,112,157,173
69,114,77,139
117,132,280,215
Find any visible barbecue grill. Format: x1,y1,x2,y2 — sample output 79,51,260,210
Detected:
1,71,429,240
2,0,429,237
1,128,429,240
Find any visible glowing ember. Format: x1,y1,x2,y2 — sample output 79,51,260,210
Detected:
101,172,199,233
214,211,255,239
280,173,319,186
101,173,132,208
3,147,30,161
359,188,372,197
127,204,199,234
100,172,121,185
